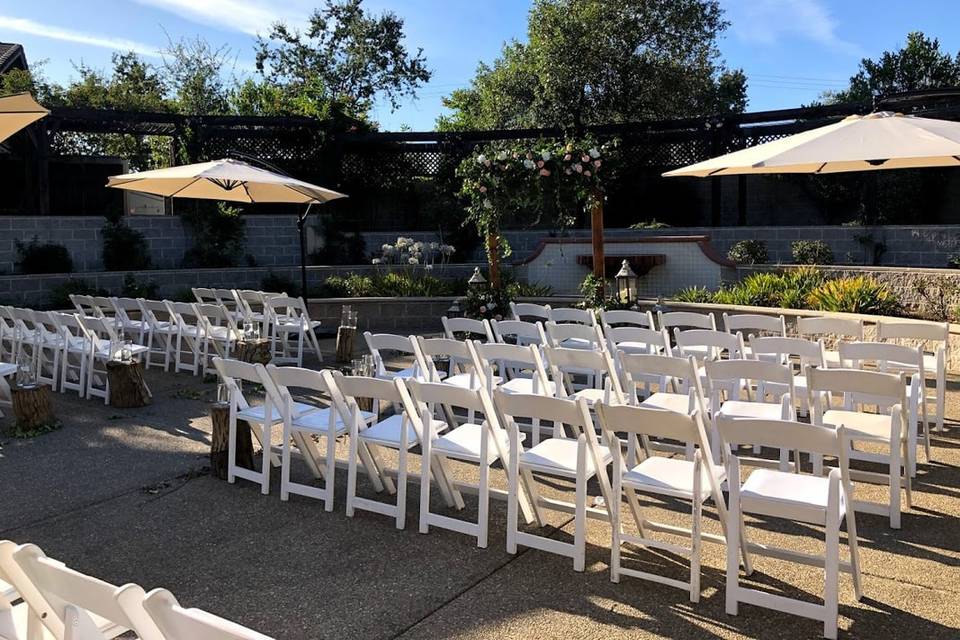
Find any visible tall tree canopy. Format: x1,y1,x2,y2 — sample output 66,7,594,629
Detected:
438,0,746,131
824,32,960,104
253,0,431,121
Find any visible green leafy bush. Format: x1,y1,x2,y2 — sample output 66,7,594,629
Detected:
672,286,714,303
727,240,768,265
629,219,670,230
261,271,299,296
318,271,457,298
102,221,151,271
15,237,73,274
182,202,247,268
806,276,900,315
120,273,159,299
47,279,108,310
791,239,834,265
322,273,376,297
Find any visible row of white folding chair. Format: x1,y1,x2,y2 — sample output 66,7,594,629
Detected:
0,539,272,640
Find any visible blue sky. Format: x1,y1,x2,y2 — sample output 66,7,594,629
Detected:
2,0,959,130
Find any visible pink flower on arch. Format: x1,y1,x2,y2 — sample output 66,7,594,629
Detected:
574,164,583,173
564,168,572,175
479,185,487,193
539,168,551,176
584,170,592,177
581,154,590,163
563,154,572,161
593,160,602,168
536,160,544,168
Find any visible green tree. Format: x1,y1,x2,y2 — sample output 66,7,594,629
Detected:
438,0,745,131
823,32,960,104
254,0,431,122
161,36,232,115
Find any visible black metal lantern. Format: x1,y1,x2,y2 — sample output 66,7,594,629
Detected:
614,259,638,305
467,267,487,291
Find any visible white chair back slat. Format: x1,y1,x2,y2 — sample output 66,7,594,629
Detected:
143,588,274,640
600,309,655,329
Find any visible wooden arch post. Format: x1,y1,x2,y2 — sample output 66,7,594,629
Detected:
590,188,605,299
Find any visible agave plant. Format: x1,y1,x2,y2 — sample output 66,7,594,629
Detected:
806,276,901,316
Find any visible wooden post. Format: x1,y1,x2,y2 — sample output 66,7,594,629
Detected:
209,403,254,479
233,340,272,365
11,384,56,431
486,231,501,289
590,190,605,299
106,360,152,408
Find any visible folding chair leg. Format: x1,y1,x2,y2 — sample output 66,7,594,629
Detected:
935,374,945,432
824,510,840,640
726,484,741,616
346,429,359,517
690,491,703,603
573,435,587,573
477,460,490,549
419,438,432,535
259,422,271,495
396,444,408,530
507,445,520,555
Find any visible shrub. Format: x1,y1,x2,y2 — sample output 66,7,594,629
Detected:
15,237,73,274
120,273,159,299
102,221,151,271
629,219,670,230
672,286,714,303
806,276,900,315
47,279,108,310
792,239,834,265
727,240,768,265
948,253,960,269
322,273,376,297
261,271,299,296
182,202,247,268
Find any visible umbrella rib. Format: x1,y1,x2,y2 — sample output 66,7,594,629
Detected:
241,182,254,203
707,168,726,177
285,183,328,202
167,177,204,199
815,162,827,174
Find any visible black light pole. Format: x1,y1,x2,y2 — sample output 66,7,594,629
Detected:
297,203,313,298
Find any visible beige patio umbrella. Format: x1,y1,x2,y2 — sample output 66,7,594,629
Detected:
107,158,348,295
663,111,960,177
0,92,49,143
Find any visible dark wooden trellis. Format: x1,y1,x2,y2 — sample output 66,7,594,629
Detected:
9,95,960,225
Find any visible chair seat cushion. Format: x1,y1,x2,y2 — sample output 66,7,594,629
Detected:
716,400,784,420
359,414,446,448
822,409,899,442
623,455,723,500
432,423,513,464
740,468,843,525
641,392,694,415
291,407,376,434
444,372,500,390
520,437,611,475
239,401,316,425
500,377,556,396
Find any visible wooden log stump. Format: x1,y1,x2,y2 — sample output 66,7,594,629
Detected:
106,360,152,408
11,384,56,431
209,402,254,480
233,339,272,365
335,326,357,363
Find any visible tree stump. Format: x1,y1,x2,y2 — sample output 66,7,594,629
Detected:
106,360,152,408
233,339,272,365
11,384,56,431
335,326,357,363
210,402,254,479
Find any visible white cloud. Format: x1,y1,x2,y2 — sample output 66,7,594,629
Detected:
132,0,310,36
723,0,864,57
0,15,161,57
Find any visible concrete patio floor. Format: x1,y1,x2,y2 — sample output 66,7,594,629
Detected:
2,340,959,639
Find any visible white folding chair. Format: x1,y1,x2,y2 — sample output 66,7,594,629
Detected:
212,357,310,494
265,296,322,366
807,365,911,529
797,316,864,369
673,328,745,364
468,340,553,398
723,312,786,359
490,319,547,347
600,308,655,330
69,294,101,319
137,300,177,371
78,315,149,404
544,321,604,351
164,301,204,376
658,310,716,332
195,303,242,376
413,337,493,391
363,332,423,382
718,416,862,640
749,335,827,417
264,365,377,510
10,308,39,372
605,326,669,357
11,542,164,640
1,539,64,640
441,316,494,343
142,588,273,640
543,345,625,408
112,297,151,346
326,371,454,529
596,402,741,602
494,391,613,571
509,301,551,323
31,311,63,392
0,305,18,362
91,296,118,321
406,379,533,548
877,319,948,433
839,341,929,477
550,307,596,326
0,364,14,419
706,359,797,468
192,287,219,306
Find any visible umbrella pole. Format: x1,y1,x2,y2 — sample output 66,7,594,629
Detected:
298,204,313,298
